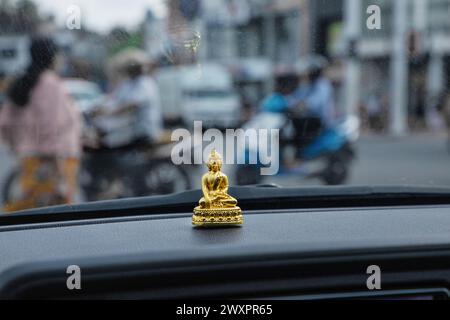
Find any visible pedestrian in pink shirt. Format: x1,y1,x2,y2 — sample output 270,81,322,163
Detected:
0,37,81,212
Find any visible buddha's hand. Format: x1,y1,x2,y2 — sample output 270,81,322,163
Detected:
204,197,212,208
209,191,219,198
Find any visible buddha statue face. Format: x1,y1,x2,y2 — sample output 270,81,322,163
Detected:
207,150,222,173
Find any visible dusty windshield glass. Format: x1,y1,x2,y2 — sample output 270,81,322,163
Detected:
0,0,449,213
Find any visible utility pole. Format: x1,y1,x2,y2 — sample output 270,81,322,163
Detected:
343,0,361,118
263,12,276,93
390,0,409,136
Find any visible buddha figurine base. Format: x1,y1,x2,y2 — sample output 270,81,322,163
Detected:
193,206,243,228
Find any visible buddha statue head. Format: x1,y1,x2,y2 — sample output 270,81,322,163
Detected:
207,149,222,173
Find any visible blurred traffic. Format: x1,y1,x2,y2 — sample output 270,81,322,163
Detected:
1,0,450,212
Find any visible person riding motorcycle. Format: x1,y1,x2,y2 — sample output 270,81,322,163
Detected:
89,55,163,149
81,54,166,200
261,57,335,157
295,57,335,156
237,57,356,186
288,56,336,130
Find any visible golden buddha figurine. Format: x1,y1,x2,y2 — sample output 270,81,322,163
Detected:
193,150,243,227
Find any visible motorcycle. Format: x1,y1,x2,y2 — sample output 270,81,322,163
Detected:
78,106,192,202
80,142,191,202
236,94,360,186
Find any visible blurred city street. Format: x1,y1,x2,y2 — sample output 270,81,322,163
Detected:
2,133,450,207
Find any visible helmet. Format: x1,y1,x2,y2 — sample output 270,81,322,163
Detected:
295,55,328,77
274,63,296,77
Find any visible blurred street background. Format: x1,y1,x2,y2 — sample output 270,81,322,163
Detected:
3,133,450,205
2,0,450,210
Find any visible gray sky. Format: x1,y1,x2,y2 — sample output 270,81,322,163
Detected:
34,0,167,33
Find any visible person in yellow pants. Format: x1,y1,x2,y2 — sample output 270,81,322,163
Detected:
3,158,79,213
0,37,81,213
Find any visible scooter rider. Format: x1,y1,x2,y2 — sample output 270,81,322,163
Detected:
288,56,336,129
278,57,335,155
92,54,163,148
237,59,356,186
81,53,164,200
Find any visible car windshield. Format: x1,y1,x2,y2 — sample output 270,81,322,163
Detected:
0,0,449,214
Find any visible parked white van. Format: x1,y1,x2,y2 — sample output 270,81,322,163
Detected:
156,63,241,129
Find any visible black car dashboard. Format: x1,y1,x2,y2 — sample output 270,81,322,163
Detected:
2,186,450,300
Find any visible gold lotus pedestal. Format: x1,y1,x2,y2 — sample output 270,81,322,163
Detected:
192,150,244,228
193,207,243,227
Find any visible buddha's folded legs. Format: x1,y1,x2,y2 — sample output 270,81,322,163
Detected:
220,197,237,208
213,195,237,208
199,195,238,209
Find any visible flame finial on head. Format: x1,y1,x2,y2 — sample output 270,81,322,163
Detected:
208,149,222,163
207,149,223,172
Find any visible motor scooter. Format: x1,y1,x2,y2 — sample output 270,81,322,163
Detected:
79,106,192,202
236,94,360,186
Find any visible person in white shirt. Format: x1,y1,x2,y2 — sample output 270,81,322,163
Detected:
289,58,336,129
94,58,163,148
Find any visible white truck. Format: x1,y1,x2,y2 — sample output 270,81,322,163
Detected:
156,63,241,128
